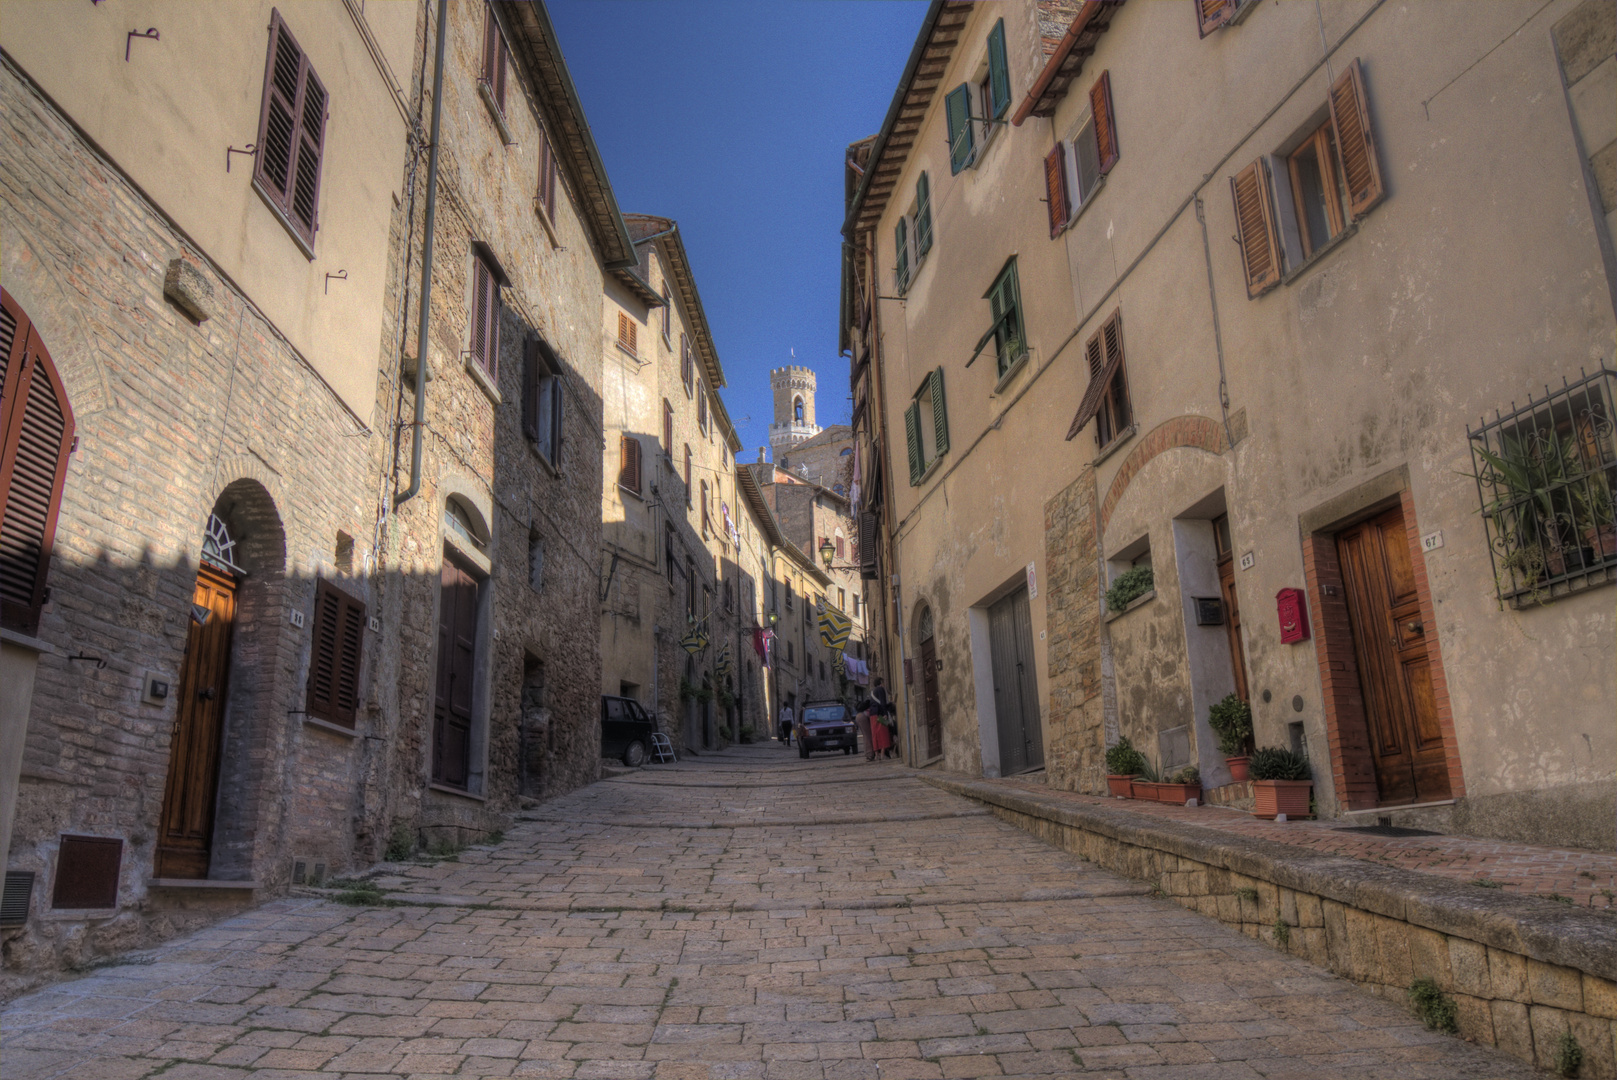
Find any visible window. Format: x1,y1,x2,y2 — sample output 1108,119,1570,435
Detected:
1231,59,1383,298
724,578,733,612
470,251,501,376
681,334,694,395
307,579,366,728
837,587,845,611
687,559,696,619
663,399,674,459
787,639,794,664
1197,0,1257,37
665,526,676,584
835,531,845,559
698,382,709,435
522,337,564,465
978,258,1025,378
684,445,693,505
1044,72,1117,238
480,4,509,119
0,289,75,637
894,173,933,294
904,368,949,485
618,435,642,495
536,130,559,222
530,529,546,591
1066,309,1131,449
701,480,710,538
945,18,1010,175
794,397,804,424
617,311,637,355
661,288,672,346
853,594,861,617
254,11,327,251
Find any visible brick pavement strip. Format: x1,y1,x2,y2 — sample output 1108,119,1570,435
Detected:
1,745,1541,1078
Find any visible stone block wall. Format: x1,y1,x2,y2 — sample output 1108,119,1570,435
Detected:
1041,466,1104,793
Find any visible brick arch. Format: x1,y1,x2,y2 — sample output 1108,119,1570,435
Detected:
1099,416,1228,532
0,226,113,418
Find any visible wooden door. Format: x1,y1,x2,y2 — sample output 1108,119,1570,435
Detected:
919,636,943,760
1336,506,1450,806
155,565,236,878
1217,558,1249,703
988,588,1043,774
432,559,477,789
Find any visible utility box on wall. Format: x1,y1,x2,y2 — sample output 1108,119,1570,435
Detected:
1276,588,1310,643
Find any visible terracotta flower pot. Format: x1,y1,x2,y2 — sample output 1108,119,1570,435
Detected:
1129,780,1157,800
1585,524,1617,561
1107,774,1140,798
1252,779,1312,820
1225,755,1250,783
1159,782,1202,805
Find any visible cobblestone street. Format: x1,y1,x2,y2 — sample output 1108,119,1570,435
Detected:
2,747,1541,1078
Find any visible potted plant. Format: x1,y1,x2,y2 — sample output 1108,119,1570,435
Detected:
1574,466,1616,560
1207,693,1253,782
1159,765,1202,805
1105,565,1154,613
1104,736,1146,798
1249,746,1312,820
1465,427,1580,586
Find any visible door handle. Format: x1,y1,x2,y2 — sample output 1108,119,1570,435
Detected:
1405,621,1424,635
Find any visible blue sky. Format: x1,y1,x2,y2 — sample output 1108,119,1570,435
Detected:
547,0,926,459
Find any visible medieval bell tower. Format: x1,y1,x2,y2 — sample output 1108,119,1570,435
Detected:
768,365,819,457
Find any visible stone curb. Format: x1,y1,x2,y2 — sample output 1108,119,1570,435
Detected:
918,772,1617,984
514,808,991,828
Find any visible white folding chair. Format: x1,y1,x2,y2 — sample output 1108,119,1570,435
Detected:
649,732,676,763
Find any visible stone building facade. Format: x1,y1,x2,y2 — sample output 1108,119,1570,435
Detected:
844,0,1615,849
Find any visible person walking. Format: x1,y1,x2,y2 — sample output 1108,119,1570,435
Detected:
869,677,894,759
869,698,893,760
854,695,875,761
778,700,795,747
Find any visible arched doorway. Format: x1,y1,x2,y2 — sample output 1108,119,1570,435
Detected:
915,605,942,760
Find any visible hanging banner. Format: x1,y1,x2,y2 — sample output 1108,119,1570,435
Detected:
817,605,852,651
679,627,709,656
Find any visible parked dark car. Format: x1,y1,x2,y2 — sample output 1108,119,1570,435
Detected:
796,700,857,757
601,695,658,767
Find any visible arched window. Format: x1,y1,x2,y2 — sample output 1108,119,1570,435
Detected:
201,514,244,575
794,396,804,423
918,605,934,642
0,288,75,635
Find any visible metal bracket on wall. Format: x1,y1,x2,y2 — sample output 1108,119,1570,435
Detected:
226,144,257,173
125,28,159,62
324,270,347,295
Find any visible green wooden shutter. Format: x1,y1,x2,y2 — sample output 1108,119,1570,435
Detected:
1003,264,1024,363
904,402,923,485
987,18,1010,119
946,84,973,174
894,218,909,292
915,173,933,256
988,282,1006,373
930,368,949,458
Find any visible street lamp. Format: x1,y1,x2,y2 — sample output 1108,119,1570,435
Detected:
819,538,835,569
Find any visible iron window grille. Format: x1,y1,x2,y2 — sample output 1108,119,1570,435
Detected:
1467,366,1617,608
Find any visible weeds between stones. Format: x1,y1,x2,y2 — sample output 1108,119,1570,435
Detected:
1554,1030,1583,1077
1272,918,1290,947
1235,887,1259,902
1407,978,1458,1033
1470,878,1502,889
384,823,414,862
331,881,400,907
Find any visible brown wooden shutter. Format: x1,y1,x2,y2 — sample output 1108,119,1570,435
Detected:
306,578,365,727
1045,143,1069,239
1329,58,1384,221
1101,312,1130,430
537,133,557,219
1230,159,1281,297
1197,0,1235,37
522,337,539,440
619,435,641,494
254,12,323,246
0,290,75,636
1090,71,1119,176
471,258,492,372
482,5,506,112
663,400,674,456
1066,318,1122,440
859,510,879,578
290,67,326,238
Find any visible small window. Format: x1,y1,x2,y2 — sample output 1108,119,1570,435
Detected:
307,578,366,728
1198,0,1257,37
523,337,564,465
701,480,710,537
980,259,1025,377
480,4,509,118
1066,310,1131,450
661,288,672,346
835,531,845,560
1213,513,1233,561
904,368,950,484
837,587,845,610
254,12,327,252
662,399,674,459
945,18,1009,175
894,173,933,294
665,526,676,583
698,383,709,434
1045,73,1117,238
470,252,501,376
1286,120,1347,260
793,397,804,424
618,434,642,495
853,594,861,617
536,130,559,221
684,445,693,505
617,312,638,355
681,334,694,395
529,529,546,591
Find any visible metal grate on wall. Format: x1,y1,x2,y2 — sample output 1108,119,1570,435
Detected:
1467,367,1617,608
1,871,34,926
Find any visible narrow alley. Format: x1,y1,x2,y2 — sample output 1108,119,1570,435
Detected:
2,749,1536,1078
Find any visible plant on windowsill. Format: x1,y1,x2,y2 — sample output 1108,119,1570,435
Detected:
1248,746,1312,820
1105,565,1154,613
1104,735,1146,798
1207,693,1254,782
1463,426,1584,603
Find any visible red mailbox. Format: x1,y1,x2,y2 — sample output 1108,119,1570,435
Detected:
1276,587,1311,643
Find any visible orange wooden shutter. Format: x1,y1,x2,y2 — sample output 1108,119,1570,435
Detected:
1329,58,1384,220
1230,159,1281,297
1090,71,1119,176
1066,317,1121,440
306,578,365,727
619,435,641,494
1197,0,1235,37
0,289,75,636
1045,143,1069,239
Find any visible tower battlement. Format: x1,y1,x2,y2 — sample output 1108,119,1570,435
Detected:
769,364,820,454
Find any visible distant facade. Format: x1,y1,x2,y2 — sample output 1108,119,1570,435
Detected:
845,0,1615,849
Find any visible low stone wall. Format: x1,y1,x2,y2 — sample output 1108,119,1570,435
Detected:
920,773,1617,1078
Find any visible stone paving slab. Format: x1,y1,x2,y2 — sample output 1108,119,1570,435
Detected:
2,743,1542,1078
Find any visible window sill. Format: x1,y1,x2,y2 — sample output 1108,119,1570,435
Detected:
429,782,486,802
619,484,644,501
617,343,640,362
1093,424,1137,466
464,354,502,406
479,81,515,146
534,198,562,249
303,716,358,739
1104,588,1156,623
250,175,316,261
148,879,262,891
992,350,1030,395
1281,221,1357,287
1060,174,1108,234
39,907,120,921
0,628,51,654
912,456,944,487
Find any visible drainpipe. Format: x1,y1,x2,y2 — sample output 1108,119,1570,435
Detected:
395,0,448,508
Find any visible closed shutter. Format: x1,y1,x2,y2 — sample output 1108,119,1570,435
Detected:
930,367,949,458
618,312,637,353
471,258,490,371
904,402,923,486
1197,0,1235,37
663,400,673,457
681,334,692,391
894,218,909,292
987,18,1011,118
537,133,558,219
483,4,507,113
914,173,933,257
0,291,74,636
1101,312,1130,430
1066,316,1121,440
254,12,325,247
1090,71,1118,176
946,83,974,174
859,510,879,578
619,435,641,494
522,338,539,440
549,363,564,466
306,578,365,727
1045,143,1069,239
1329,58,1384,220
698,384,708,433
1230,159,1281,297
